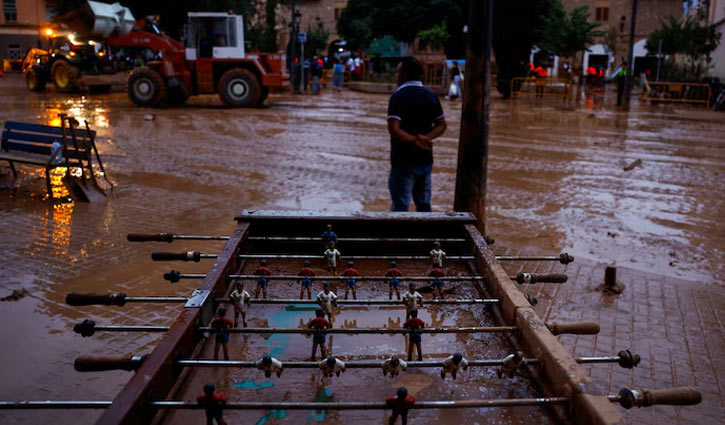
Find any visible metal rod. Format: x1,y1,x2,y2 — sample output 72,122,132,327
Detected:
128,297,499,305
83,325,517,334
176,356,625,368
249,236,469,243
197,327,517,334
228,275,486,281
0,398,568,410
150,398,569,410
233,254,476,260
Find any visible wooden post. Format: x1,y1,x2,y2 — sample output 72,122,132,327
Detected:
454,0,492,234
624,0,638,105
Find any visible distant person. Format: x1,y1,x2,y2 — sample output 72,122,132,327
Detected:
386,57,447,212
311,56,322,94
332,60,344,91
449,61,461,99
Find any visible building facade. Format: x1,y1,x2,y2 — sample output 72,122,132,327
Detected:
561,0,683,75
0,0,52,67
684,0,725,80
276,0,348,55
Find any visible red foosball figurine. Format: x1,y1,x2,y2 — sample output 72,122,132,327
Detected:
254,259,272,299
196,383,228,425
386,261,403,300
386,387,415,425
403,309,424,361
210,308,233,360
341,261,360,300
298,260,315,299
429,267,446,299
307,309,332,360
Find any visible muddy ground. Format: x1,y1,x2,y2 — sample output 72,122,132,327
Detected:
0,73,723,425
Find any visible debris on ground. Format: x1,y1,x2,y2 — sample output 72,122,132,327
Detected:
623,159,642,171
0,288,29,302
144,114,155,121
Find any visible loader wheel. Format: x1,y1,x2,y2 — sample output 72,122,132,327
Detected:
26,69,46,92
51,60,79,91
218,68,260,107
127,67,167,107
167,85,190,105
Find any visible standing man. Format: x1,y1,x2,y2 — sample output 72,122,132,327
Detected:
308,309,332,360
229,281,251,328
254,259,272,299
402,283,423,321
403,309,425,361
298,260,316,300
210,308,233,361
387,57,447,212
341,261,360,300
324,242,341,275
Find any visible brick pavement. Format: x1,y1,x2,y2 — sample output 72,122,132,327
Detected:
494,245,725,425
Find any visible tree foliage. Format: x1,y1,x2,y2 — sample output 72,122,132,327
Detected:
305,27,330,57
417,22,450,50
338,0,465,56
536,2,602,58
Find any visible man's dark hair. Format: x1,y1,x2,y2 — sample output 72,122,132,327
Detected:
399,57,423,82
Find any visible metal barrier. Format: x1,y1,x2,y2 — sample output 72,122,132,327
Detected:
641,81,711,106
511,77,572,100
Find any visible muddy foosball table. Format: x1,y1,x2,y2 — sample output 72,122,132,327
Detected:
1,211,701,425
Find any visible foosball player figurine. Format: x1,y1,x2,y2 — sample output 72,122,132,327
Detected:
429,267,446,299
319,355,346,377
255,355,284,378
498,351,527,379
441,353,468,380
403,309,424,361
324,242,341,275
430,241,446,268
321,224,338,250
197,383,228,425
386,387,415,425
316,282,338,323
298,261,315,299
382,356,408,378
254,259,272,299
341,261,360,300
308,309,332,360
229,281,251,328
211,308,233,360
386,261,403,300
402,283,423,321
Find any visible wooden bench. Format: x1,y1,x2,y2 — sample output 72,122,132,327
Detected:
1,121,96,198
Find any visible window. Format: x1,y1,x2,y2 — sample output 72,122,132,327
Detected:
3,0,18,22
8,44,21,59
595,1,609,22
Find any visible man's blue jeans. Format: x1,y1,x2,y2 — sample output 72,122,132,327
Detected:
389,165,432,212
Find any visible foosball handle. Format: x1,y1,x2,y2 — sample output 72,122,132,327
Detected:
127,233,175,242
546,321,600,335
618,387,702,409
73,319,96,337
66,292,127,307
152,251,201,262
164,270,182,283
74,355,147,372
516,272,568,284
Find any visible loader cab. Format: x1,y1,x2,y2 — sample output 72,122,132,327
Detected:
184,13,245,60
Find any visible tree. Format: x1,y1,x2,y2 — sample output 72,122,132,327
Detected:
537,2,603,58
417,22,450,50
306,27,330,57
337,0,465,55
646,14,721,79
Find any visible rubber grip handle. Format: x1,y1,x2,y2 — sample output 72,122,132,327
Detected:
644,387,702,406
151,251,200,262
547,321,600,335
127,233,174,242
74,355,146,372
66,292,126,307
516,273,568,284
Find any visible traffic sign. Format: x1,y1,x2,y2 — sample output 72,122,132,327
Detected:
298,32,307,44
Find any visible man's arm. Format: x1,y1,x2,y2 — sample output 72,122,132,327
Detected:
424,117,447,141
387,119,432,151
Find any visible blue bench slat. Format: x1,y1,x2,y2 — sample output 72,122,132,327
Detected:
3,121,95,139
1,130,92,148
2,141,90,160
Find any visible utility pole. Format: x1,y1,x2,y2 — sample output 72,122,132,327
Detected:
623,0,638,105
453,0,492,234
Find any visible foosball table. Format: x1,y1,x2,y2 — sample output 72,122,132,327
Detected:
0,211,701,424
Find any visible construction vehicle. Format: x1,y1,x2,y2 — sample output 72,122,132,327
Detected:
110,12,288,107
26,1,288,107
